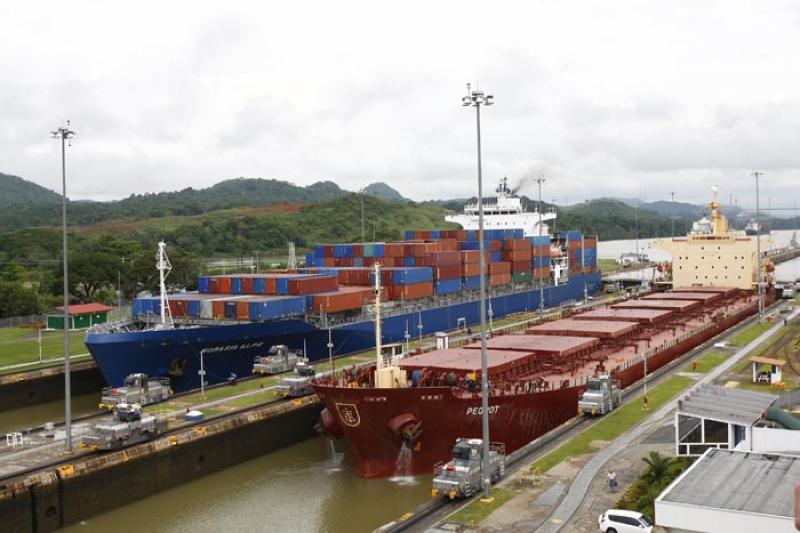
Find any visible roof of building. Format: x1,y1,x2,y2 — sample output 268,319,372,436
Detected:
677,384,777,426
525,318,640,339
612,298,700,311
658,448,800,519
572,308,674,324
750,356,786,366
54,303,113,315
464,334,599,356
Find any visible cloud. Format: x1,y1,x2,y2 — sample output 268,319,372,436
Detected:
1,0,799,210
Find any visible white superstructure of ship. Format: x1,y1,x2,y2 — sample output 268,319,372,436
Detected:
445,177,556,237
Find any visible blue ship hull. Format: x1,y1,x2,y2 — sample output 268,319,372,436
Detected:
85,272,601,392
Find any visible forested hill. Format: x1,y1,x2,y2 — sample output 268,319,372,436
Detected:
0,172,63,208
0,176,349,231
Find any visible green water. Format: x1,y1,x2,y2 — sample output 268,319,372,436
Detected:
60,437,432,533
0,393,99,435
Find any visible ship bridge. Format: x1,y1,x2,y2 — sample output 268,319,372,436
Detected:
445,177,556,237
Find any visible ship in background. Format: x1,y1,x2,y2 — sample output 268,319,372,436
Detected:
745,218,770,236
312,186,773,478
445,177,556,237
85,181,601,393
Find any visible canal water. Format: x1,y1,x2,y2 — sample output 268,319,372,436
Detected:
60,437,432,533
0,393,98,436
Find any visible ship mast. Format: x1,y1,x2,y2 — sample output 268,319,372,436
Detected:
156,241,173,326
374,262,383,368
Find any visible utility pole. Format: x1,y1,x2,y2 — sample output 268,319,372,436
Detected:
752,170,764,321
462,82,495,501
360,191,366,242
50,121,75,452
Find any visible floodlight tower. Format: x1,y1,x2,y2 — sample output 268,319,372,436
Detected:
462,83,494,501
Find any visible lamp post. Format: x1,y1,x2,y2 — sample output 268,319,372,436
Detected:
462,83,494,500
50,121,75,452
752,170,764,321
670,192,676,238
536,176,545,316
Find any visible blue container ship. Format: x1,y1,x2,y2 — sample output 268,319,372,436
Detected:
85,185,601,393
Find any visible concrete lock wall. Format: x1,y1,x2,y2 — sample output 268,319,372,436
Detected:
0,364,106,413
1,400,322,532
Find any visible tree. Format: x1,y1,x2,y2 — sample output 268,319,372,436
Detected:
0,282,41,318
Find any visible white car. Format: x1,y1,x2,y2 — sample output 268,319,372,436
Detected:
598,509,653,532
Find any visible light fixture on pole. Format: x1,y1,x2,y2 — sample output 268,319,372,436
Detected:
536,176,545,316
462,82,494,501
50,121,75,452
752,170,764,321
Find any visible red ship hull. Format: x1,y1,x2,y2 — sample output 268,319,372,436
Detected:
314,383,583,478
314,292,769,478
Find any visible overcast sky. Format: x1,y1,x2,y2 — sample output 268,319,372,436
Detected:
1,0,799,210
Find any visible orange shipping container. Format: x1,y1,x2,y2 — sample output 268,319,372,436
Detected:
236,301,250,320
502,249,532,262
212,300,226,318
438,239,459,252
388,282,434,300
490,273,512,286
489,262,511,275
502,239,532,251
463,262,486,277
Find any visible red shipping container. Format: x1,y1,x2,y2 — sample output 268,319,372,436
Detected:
502,239,532,251
461,250,480,264
388,282,434,300
212,300,226,318
312,287,385,313
502,249,532,262
217,277,232,294
167,299,182,317
489,262,511,275
490,273,512,286
488,240,502,251
433,265,462,280
363,257,375,267
511,260,530,273
584,238,597,248
288,275,339,295
353,244,364,256
568,240,582,248
241,277,255,294
430,251,460,267
533,245,549,257
532,267,551,280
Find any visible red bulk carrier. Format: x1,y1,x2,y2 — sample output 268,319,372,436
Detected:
313,286,771,478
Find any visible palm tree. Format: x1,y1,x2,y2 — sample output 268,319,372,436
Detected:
641,451,671,486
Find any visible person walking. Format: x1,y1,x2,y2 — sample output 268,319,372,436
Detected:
607,470,618,493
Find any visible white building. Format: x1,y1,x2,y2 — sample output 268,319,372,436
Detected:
655,448,800,533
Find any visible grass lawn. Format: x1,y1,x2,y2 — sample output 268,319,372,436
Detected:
730,321,773,346
531,375,694,473
598,259,619,272
0,328,88,368
448,487,516,525
684,351,729,374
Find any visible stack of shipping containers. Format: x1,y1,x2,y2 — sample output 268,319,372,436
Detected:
133,228,598,323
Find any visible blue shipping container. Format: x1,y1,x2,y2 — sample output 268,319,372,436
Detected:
231,277,243,294
490,252,502,263
459,241,480,251
463,276,481,290
431,230,440,239
435,278,462,295
374,244,385,257
224,302,238,319
389,267,433,285
187,300,201,317
198,277,210,293
404,257,415,267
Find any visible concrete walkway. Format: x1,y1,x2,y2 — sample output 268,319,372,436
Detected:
535,307,800,532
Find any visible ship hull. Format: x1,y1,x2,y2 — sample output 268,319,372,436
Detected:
85,272,601,392
313,383,583,478
313,290,770,478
